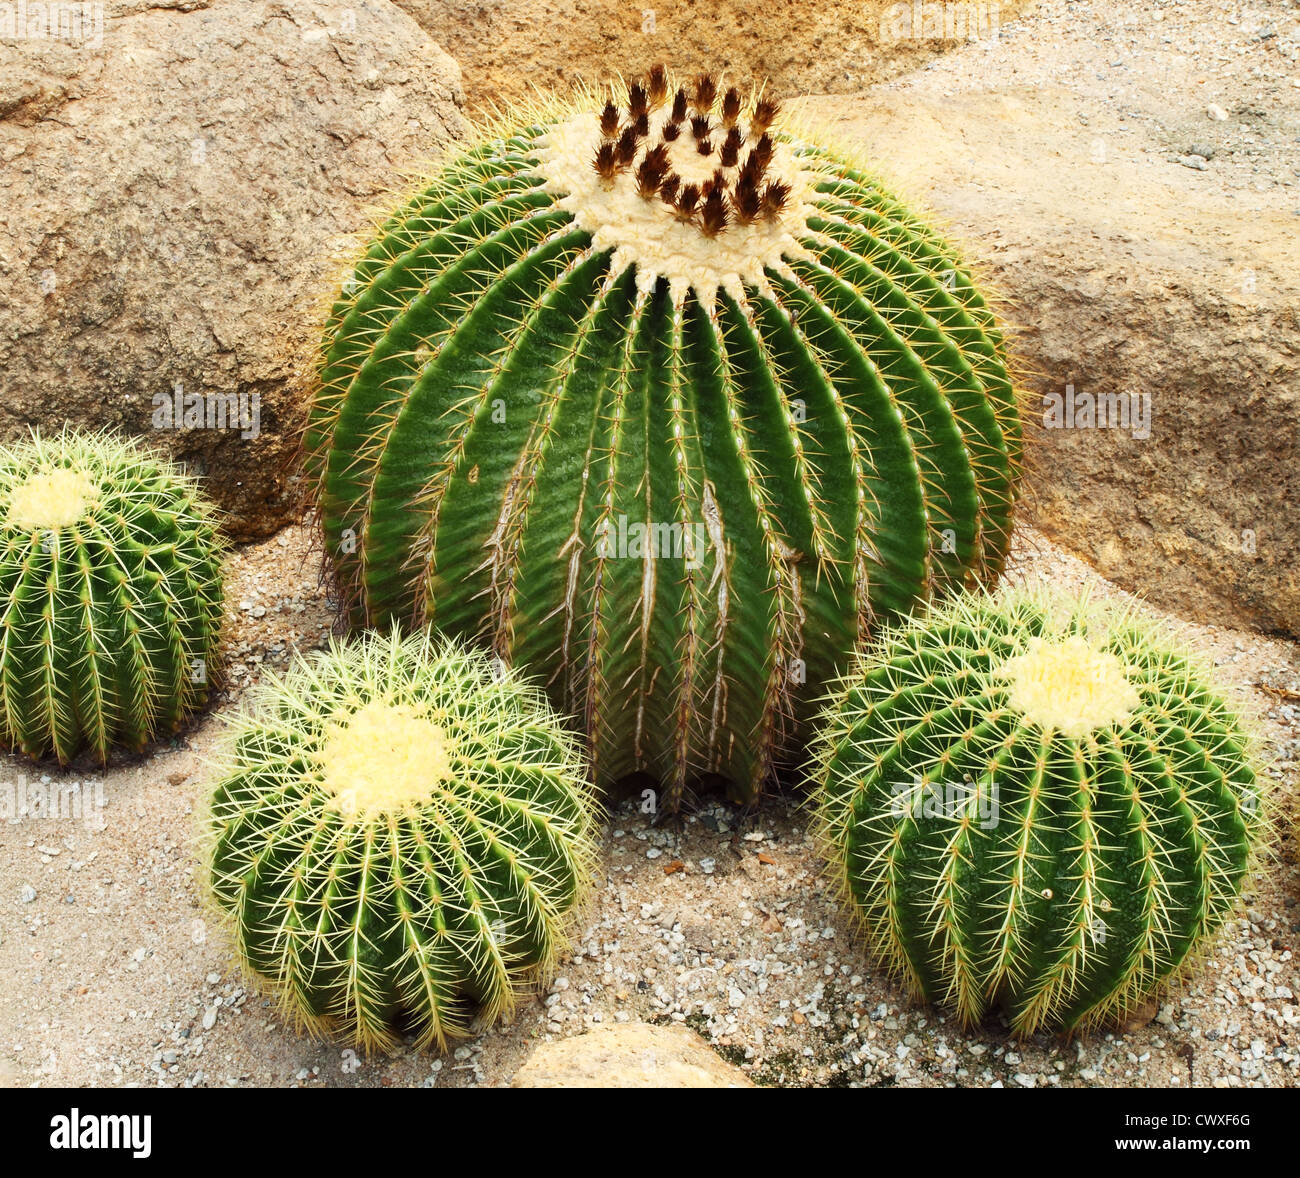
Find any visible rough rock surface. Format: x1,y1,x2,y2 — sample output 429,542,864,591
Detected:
0,0,465,537
510,1023,755,1087
801,0,1300,635
394,0,1035,112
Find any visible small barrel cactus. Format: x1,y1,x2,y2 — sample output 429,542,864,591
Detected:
205,630,598,1051
0,429,225,764
811,589,1262,1035
306,67,1022,803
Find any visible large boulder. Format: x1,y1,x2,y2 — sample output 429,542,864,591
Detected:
802,66,1300,635
0,0,466,538
393,0,1037,111
510,1023,755,1088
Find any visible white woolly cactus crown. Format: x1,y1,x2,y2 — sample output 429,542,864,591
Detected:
538,67,811,308
6,467,101,529
997,634,1143,740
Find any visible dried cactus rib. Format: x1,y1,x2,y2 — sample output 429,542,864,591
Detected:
306,71,1021,803
811,589,1263,1035
0,429,225,765
206,630,597,1052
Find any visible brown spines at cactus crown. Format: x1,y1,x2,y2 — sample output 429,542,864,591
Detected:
614,125,639,165
693,73,717,112
719,127,744,168
671,181,701,220
699,188,729,237
750,96,780,134
588,67,791,238
647,64,669,107
721,86,742,128
599,99,619,137
635,145,671,198
628,81,649,119
732,172,762,224
760,180,791,221
593,140,618,185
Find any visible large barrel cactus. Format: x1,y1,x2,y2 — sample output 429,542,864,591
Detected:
306,68,1022,803
0,429,225,764
811,589,1263,1035
206,630,597,1051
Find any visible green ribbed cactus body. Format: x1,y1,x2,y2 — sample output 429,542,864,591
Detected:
812,591,1262,1035
206,631,596,1051
307,81,1021,803
0,430,225,764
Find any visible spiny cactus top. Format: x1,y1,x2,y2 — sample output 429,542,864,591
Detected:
0,430,225,764
811,589,1263,1035
206,631,597,1051
306,67,1022,804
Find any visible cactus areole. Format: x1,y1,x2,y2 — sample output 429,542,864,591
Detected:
307,68,1023,803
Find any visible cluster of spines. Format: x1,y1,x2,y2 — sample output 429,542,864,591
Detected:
205,631,598,1052
0,429,225,764
592,66,790,236
810,590,1262,1035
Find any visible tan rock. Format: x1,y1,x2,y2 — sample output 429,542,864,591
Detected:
0,0,466,538
799,86,1300,636
510,1023,754,1088
394,0,1036,113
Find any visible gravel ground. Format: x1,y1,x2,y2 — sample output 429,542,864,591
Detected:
881,0,1300,194
1,520,1295,1089
2,0,1296,1089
